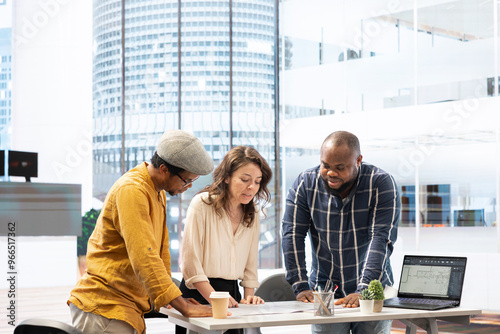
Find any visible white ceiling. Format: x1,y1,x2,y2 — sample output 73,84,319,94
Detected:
281,0,496,43
392,0,495,40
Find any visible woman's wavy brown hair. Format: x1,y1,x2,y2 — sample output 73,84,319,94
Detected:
201,145,272,227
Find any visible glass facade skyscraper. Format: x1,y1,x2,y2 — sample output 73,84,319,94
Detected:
92,0,279,270
0,28,11,160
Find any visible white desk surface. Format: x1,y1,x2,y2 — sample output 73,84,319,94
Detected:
161,300,482,332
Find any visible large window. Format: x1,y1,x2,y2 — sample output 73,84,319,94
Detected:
280,0,500,251
92,0,280,271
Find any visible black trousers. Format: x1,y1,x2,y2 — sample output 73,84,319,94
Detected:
175,277,243,334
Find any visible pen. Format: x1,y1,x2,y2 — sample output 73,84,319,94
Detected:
314,291,331,315
325,279,331,292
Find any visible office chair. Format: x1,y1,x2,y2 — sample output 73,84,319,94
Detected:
255,273,296,302
14,318,83,334
144,276,181,319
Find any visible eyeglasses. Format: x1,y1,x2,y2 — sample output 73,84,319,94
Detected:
175,174,199,187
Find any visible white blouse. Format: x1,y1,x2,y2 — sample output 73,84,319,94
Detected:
180,192,260,290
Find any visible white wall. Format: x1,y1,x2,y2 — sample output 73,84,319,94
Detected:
0,237,77,289
0,0,93,291
11,0,93,212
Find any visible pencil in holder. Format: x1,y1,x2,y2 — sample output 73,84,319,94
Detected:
313,291,334,316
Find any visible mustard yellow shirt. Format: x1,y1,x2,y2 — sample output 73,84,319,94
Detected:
68,162,182,334
181,192,260,290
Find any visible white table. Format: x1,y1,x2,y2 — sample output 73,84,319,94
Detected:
161,301,482,334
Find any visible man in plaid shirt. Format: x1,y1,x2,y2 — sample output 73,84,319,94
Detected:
282,131,400,334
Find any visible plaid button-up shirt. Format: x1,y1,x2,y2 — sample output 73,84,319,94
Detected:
282,162,400,297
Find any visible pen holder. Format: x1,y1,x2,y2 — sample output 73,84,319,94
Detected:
313,291,334,316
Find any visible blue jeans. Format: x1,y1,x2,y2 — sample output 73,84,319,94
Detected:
312,320,392,334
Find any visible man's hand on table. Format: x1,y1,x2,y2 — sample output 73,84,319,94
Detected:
296,290,314,303
169,296,231,317
334,293,361,308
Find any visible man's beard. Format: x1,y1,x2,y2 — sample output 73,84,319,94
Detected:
321,168,359,197
322,177,355,197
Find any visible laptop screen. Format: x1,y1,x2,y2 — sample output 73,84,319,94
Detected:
398,255,467,301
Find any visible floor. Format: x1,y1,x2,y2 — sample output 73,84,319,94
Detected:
2,286,499,334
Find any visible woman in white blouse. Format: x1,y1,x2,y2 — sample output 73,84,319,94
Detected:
177,146,272,334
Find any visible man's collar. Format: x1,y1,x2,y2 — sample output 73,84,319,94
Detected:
343,163,363,203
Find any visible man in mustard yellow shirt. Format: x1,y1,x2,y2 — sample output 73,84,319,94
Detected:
68,129,214,334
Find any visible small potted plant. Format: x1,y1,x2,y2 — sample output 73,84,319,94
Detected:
358,288,374,313
368,279,385,312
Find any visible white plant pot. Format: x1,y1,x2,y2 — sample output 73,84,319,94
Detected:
359,299,374,314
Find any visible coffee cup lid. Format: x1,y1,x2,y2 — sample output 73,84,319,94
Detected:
210,291,230,298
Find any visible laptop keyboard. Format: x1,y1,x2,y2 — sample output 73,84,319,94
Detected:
398,298,455,305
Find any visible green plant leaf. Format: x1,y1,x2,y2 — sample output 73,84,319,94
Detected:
77,208,101,256
360,288,374,300
368,279,385,300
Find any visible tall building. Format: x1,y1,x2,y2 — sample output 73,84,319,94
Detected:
0,28,12,156
92,0,279,270
0,27,12,181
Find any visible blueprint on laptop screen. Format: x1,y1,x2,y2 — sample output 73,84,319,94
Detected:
399,265,451,297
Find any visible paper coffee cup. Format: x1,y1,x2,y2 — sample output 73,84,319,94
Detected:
210,291,230,319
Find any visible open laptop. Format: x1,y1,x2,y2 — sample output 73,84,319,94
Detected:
383,255,467,310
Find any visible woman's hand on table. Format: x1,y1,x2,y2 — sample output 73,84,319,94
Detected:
228,296,239,308
240,295,265,305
